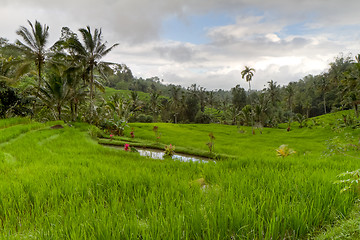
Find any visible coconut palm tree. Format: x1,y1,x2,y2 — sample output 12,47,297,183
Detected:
169,85,182,123
241,66,255,133
241,66,255,91
67,26,118,120
266,80,280,107
9,20,52,87
35,67,71,120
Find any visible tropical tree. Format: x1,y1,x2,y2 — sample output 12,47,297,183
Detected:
66,26,118,120
169,85,182,123
231,84,247,112
35,67,71,120
266,80,280,107
316,74,330,114
285,82,295,112
149,90,161,122
241,66,255,133
241,66,255,91
9,20,53,87
342,55,360,117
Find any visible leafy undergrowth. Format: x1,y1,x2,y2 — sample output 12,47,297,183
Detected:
0,115,359,239
312,203,360,240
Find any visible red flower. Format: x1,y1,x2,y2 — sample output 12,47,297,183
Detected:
124,144,130,151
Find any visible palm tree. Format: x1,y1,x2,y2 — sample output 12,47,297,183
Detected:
149,90,161,122
241,66,255,91
10,20,52,87
285,82,295,112
169,85,182,123
241,66,255,134
35,67,70,120
266,80,280,107
67,26,118,120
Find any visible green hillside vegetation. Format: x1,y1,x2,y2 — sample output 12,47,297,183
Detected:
0,111,359,239
101,87,151,102
1,20,360,239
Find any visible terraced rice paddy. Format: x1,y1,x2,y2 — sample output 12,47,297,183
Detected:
0,115,359,239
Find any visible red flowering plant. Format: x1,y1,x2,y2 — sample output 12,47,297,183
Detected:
124,144,130,151
164,144,175,157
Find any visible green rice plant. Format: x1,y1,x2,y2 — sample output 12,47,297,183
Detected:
0,114,359,239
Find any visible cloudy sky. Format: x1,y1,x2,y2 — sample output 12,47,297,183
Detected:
1,0,360,90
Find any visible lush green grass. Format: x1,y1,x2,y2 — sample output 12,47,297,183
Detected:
313,204,360,240
0,115,359,239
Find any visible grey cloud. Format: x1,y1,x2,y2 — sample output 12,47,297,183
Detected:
2,0,360,90
154,43,196,62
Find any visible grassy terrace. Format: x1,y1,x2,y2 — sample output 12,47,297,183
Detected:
0,113,359,239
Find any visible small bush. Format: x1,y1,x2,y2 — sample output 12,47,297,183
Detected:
137,114,153,123
276,145,296,158
88,125,103,139
195,111,211,124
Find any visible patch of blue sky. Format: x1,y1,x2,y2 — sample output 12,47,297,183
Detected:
280,22,309,36
161,12,234,44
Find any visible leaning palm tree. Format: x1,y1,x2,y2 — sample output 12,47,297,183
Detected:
67,26,118,120
8,20,52,87
241,66,255,91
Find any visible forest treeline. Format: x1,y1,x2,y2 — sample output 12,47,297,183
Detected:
0,20,359,133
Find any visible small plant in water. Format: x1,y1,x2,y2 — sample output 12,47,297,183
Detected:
276,144,296,158
164,144,175,157
334,169,360,193
206,132,215,153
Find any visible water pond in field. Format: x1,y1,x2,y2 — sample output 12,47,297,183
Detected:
106,145,211,163
137,148,210,163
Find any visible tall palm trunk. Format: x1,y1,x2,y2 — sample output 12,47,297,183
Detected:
89,64,94,120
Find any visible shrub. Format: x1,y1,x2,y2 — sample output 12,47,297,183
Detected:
88,125,103,139
334,169,360,193
137,114,153,123
276,145,296,158
164,144,175,157
195,111,211,124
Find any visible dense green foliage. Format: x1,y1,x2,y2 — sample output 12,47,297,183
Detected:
0,113,359,239
1,21,360,128
1,20,360,239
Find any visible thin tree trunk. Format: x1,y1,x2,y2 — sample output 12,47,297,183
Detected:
323,95,327,114
38,61,42,88
355,103,359,118
248,82,254,134
89,65,94,122
57,105,61,120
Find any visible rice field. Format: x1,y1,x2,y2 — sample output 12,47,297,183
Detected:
0,115,359,239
